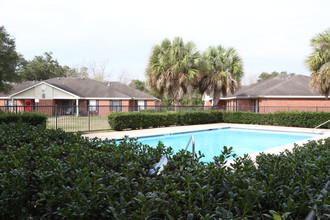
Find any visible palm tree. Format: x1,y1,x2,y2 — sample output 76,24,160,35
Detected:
198,45,244,106
145,37,200,106
306,29,330,97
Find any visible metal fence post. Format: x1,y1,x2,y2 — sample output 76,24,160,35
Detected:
55,106,58,129
88,107,91,131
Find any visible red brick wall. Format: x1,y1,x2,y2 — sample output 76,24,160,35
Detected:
129,100,136,112
145,100,153,108
259,98,330,112
0,99,5,112
78,100,88,116
145,100,160,110
211,98,330,113
98,100,110,116
237,99,255,112
39,100,55,106
122,100,130,112
15,100,25,113
214,100,227,111
38,100,55,116
17,99,24,107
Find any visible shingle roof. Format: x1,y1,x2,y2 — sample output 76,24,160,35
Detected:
45,77,131,98
0,77,158,100
0,81,38,97
225,74,322,98
101,81,156,99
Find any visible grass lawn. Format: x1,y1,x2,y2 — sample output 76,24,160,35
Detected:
47,115,111,132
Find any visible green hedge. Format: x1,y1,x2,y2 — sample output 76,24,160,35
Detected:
108,111,224,130
177,110,224,125
108,110,330,130
1,123,329,219
223,111,330,128
108,112,178,130
0,111,47,127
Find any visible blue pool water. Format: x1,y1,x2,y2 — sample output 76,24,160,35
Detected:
135,128,317,162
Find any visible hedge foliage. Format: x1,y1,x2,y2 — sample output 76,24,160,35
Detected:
0,111,47,127
108,111,224,130
108,110,330,130
1,123,329,219
108,112,178,130
222,111,330,128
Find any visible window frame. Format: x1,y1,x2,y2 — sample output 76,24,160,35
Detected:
88,100,99,112
5,99,17,112
110,100,122,112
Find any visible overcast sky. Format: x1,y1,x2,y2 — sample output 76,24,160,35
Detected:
1,0,329,83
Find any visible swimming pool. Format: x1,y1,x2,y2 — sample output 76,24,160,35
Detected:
134,127,318,162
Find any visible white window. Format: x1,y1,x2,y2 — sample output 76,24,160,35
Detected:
88,100,98,112
137,100,145,111
6,99,17,112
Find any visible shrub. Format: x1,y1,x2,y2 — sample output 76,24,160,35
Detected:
108,112,177,130
1,123,329,219
108,111,223,130
109,110,330,131
177,110,223,125
222,111,330,128
0,111,47,127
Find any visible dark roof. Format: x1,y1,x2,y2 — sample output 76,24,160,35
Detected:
0,77,158,100
0,81,37,96
225,74,321,98
45,77,131,98
101,81,156,99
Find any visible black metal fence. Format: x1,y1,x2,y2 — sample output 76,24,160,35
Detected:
1,105,330,132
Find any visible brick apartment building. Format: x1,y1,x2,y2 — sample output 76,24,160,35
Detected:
203,74,330,112
0,77,160,116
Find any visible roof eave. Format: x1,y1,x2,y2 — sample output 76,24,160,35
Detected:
9,81,81,99
220,95,328,100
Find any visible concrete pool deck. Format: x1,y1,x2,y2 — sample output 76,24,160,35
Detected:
83,123,330,160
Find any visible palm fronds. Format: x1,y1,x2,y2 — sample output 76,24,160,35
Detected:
146,37,200,105
306,29,330,97
199,45,244,105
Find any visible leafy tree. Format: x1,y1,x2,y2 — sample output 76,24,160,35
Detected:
0,26,21,93
19,52,67,81
64,66,89,78
159,93,203,106
160,96,174,106
129,79,147,92
198,45,244,106
306,28,330,96
257,71,295,82
145,37,200,106
181,92,204,106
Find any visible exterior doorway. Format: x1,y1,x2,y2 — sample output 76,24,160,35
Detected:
24,100,34,112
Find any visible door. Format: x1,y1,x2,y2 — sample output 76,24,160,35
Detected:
24,100,34,112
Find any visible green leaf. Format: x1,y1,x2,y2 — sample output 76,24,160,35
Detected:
270,210,282,220
166,213,175,220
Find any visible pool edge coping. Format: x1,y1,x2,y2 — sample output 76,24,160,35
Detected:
83,123,330,162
